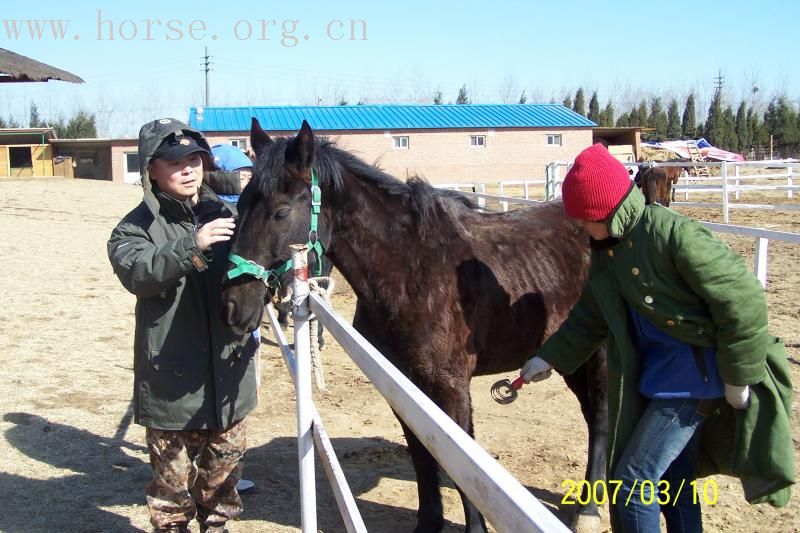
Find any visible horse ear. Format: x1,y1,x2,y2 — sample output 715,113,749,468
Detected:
285,120,315,182
250,117,272,154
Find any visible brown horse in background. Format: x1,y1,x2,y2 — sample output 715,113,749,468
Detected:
634,162,687,206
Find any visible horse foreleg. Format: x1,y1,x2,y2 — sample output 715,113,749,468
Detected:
396,415,445,533
397,375,488,533
434,381,487,533
562,348,608,533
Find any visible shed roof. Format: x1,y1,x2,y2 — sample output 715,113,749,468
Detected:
0,48,84,83
190,104,596,132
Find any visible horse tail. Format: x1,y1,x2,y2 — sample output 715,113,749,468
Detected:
642,174,660,205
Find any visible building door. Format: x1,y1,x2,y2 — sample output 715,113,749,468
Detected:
124,152,140,184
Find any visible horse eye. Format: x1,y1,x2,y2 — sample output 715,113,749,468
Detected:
274,208,291,221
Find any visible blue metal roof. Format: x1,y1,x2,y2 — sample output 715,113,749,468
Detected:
189,104,596,132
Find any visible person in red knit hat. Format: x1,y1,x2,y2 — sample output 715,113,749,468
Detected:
518,144,793,532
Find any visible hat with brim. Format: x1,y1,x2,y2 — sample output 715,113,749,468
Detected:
152,134,210,162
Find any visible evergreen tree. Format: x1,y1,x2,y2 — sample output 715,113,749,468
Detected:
704,91,725,146
338,98,348,106
746,107,757,148
587,91,600,123
627,106,639,127
616,112,630,127
518,91,527,104
0,116,6,128
601,102,615,127
563,95,572,109
723,106,737,151
29,102,46,128
735,101,749,154
433,91,443,105
764,96,800,157
749,109,769,149
56,110,97,139
647,97,668,140
667,99,681,139
682,93,697,139
573,88,586,116
456,85,470,104
636,99,648,128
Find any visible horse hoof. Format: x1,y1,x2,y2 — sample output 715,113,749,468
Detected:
571,513,601,533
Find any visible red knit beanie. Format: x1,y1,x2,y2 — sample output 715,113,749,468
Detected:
561,143,632,221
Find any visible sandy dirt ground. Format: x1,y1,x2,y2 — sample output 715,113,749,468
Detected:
0,179,798,533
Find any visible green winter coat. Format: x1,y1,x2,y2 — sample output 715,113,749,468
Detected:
107,118,257,431
537,185,794,511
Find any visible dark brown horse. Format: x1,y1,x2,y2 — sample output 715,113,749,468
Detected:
634,163,687,207
222,119,608,533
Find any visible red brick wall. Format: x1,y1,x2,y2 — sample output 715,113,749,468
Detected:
204,127,593,185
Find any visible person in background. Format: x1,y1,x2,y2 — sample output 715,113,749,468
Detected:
518,144,793,532
108,118,259,533
205,144,254,204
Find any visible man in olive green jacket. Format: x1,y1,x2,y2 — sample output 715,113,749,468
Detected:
108,118,258,533
520,144,793,532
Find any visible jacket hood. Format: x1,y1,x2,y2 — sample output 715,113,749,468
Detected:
138,118,213,191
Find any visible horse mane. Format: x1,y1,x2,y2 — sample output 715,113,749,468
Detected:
254,136,478,236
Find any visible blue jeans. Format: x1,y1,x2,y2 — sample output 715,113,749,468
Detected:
613,398,707,533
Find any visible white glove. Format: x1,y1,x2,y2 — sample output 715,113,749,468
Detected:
724,384,750,410
520,356,554,384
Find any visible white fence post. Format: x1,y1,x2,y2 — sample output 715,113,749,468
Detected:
721,161,729,223
544,164,552,201
788,166,793,199
499,182,508,212
477,183,486,209
734,164,740,201
291,244,317,533
684,171,689,200
754,237,769,288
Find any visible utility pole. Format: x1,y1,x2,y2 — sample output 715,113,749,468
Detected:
714,69,725,98
202,47,213,107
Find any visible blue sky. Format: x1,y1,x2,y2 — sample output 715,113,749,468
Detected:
1,0,798,137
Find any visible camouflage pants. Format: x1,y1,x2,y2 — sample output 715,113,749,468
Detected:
145,419,247,531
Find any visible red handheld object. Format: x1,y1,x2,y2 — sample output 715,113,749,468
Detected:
510,376,525,390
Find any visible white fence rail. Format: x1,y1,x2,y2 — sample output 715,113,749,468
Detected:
279,244,570,532
439,161,800,222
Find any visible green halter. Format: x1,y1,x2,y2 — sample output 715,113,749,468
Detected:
227,169,325,286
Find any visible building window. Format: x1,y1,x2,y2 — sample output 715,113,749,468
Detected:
125,153,139,173
9,147,33,168
393,136,409,149
78,152,97,165
470,135,486,148
547,134,562,146
230,139,248,150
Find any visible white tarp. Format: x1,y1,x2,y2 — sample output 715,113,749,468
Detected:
642,138,745,162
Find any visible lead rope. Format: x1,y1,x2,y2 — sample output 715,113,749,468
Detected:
306,276,335,391
308,276,334,392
